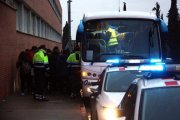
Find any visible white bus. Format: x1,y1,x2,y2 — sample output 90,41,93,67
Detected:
76,11,168,104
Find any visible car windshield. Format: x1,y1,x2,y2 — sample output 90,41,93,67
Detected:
104,71,138,92
139,87,180,120
82,19,160,62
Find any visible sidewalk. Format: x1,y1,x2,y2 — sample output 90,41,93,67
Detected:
0,94,88,120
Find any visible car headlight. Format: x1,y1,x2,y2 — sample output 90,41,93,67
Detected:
103,107,121,120
87,87,92,93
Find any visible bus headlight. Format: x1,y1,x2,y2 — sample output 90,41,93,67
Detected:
82,71,92,77
103,107,121,120
82,71,88,77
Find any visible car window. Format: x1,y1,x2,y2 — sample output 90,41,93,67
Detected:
139,87,180,120
104,71,138,92
121,84,137,120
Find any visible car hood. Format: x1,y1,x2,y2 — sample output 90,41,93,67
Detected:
99,92,125,108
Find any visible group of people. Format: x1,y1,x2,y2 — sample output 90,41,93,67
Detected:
16,45,81,101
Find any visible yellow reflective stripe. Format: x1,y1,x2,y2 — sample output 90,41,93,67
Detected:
33,65,45,68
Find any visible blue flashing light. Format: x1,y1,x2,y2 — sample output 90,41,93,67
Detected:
139,64,164,71
106,59,120,64
150,59,162,63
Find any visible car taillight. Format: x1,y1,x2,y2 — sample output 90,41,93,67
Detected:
119,67,125,71
165,81,178,86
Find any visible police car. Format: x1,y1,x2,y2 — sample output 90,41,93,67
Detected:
90,65,143,120
118,64,180,120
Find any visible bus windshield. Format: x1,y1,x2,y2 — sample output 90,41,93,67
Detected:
82,19,160,62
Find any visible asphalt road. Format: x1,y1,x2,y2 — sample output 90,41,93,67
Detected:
0,94,90,120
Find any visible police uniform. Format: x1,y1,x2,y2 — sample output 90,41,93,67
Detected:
66,51,81,98
106,27,119,52
33,48,49,100
66,52,80,64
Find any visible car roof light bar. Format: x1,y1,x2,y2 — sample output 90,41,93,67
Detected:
139,64,164,71
150,59,162,63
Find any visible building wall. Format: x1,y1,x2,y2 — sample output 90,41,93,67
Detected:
0,2,17,99
25,0,62,33
55,0,62,13
0,1,62,100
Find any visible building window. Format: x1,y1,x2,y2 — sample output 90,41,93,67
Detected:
24,7,29,33
16,3,20,31
29,11,33,34
41,21,45,38
32,13,36,35
37,17,40,36
16,3,62,42
16,3,23,31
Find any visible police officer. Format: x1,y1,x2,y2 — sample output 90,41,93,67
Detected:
103,21,119,52
66,47,80,65
33,45,49,101
66,46,81,98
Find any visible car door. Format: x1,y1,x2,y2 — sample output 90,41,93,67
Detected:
120,83,138,120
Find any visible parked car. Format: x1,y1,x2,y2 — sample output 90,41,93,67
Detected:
89,66,143,120
118,66,180,120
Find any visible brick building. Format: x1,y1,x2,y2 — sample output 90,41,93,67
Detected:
0,0,62,99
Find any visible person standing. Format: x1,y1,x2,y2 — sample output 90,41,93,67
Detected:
59,50,69,95
33,45,49,101
49,47,68,95
66,46,81,98
49,46,60,94
106,28,119,51
16,50,31,96
27,46,38,94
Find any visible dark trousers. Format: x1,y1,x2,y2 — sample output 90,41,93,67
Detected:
20,72,26,93
34,68,46,96
20,71,31,93
68,67,82,96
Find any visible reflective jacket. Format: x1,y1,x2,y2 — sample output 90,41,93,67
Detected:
33,49,49,70
107,27,118,46
66,51,80,66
